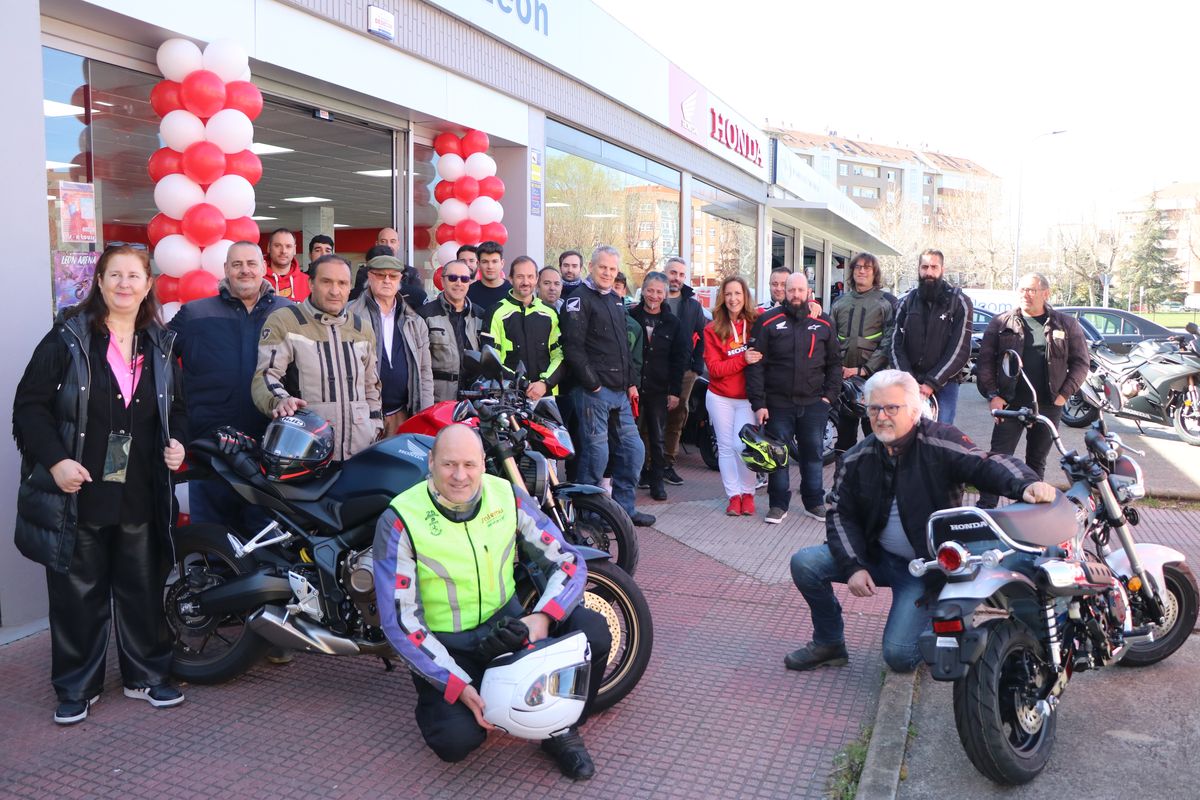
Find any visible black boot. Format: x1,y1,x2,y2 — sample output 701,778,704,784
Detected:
541,728,596,780
649,467,667,501
784,641,849,671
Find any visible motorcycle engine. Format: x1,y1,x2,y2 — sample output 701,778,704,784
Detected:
1067,569,1130,671
1120,378,1144,399
342,550,380,628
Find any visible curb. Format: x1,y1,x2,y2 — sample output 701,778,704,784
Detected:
855,668,917,800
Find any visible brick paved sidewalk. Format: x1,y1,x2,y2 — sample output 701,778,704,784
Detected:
0,450,893,800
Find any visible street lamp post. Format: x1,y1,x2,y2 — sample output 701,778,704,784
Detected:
1011,129,1067,289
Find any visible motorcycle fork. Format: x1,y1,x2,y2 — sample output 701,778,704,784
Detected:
1095,478,1164,621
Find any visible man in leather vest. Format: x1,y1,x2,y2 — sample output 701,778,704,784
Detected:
373,424,611,779
418,258,484,403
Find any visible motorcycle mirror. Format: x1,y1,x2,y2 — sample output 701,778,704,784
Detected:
515,360,528,382
478,345,505,381
1188,321,1199,335
452,400,477,422
461,350,482,386
1000,349,1024,379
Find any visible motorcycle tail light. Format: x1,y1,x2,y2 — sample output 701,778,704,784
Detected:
937,543,966,573
932,618,964,634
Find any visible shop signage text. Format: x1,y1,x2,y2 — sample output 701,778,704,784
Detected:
710,109,762,168
485,0,550,37
367,5,396,41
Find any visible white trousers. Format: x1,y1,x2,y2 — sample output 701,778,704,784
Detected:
706,390,757,498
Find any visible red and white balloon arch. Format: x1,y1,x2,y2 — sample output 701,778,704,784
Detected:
147,38,263,321
429,130,506,290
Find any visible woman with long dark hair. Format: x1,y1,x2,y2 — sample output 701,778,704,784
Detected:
703,275,761,516
14,244,188,725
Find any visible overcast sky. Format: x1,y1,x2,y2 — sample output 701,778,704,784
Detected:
593,0,1200,235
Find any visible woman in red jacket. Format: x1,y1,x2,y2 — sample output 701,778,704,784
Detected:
703,275,761,516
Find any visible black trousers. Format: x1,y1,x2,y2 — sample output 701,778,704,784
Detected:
978,404,1064,509
834,409,871,453
638,391,669,478
412,603,613,763
45,521,173,702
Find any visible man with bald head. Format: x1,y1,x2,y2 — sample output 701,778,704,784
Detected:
373,424,611,780
169,240,292,527
374,227,427,309
746,272,842,524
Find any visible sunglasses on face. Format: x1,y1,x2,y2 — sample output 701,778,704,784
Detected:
369,270,401,281
443,274,472,283
104,241,148,251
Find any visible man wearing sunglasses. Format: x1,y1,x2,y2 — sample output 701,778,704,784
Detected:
419,259,485,403
784,369,1054,673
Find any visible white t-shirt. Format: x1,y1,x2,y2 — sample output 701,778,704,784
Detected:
380,304,396,367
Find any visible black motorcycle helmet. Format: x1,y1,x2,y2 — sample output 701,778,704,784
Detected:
738,424,789,473
260,409,335,482
838,376,867,419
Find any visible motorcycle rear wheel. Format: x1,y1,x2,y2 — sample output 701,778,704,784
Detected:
953,620,1056,785
822,414,838,465
1120,562,1199,667
697,418,719,471
1061,390,1099,428
1171,403,1200,446
561,491,639,576
164,524,269,684
584,560,654,713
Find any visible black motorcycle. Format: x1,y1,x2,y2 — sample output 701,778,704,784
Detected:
166,431,652,712
1062,322,1200,445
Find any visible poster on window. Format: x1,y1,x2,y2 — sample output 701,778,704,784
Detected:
53,250,99,312
58,182,97,244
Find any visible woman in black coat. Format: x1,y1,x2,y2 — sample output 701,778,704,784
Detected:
13,244,188,725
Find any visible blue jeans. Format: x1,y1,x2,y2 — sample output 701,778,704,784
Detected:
766,402,829,511
935,381,960,425
789,544,932,672
189,479,273,535
574,386,646,517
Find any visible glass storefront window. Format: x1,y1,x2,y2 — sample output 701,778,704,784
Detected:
545,121,680,288
692,180,757,294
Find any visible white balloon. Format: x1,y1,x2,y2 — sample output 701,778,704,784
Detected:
153,173,205,219
468,196,500,225
464,152,497,180
202,39,250,83
156,38,203,82
205,174,256,219
436,153,465,181
439,198,469,225
435,241,461,267
237,67,252,81
205,109,254,154
201,239,234,277
159,109,205,151
492,200,505,223
154,235,202,278
160,301,183,323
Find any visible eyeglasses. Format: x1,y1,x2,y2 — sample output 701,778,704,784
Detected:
1017,287,1046,294
104,241,148,251
443,274,472,283
866,403,905,418
368,270,401,281
852,263,873,271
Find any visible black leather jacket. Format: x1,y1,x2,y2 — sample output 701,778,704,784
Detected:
561,281,636,391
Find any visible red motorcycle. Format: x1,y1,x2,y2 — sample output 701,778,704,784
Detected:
399,347,639,575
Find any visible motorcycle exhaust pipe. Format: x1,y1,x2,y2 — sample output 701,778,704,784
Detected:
247,605,362,656
193,572,293,616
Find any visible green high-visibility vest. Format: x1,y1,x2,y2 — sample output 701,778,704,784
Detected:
389,474,519,633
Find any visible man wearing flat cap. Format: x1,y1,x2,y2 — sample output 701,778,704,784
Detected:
348,255,434,434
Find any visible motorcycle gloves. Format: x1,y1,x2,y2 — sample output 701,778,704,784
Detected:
215,426,259,456
475,616,530,662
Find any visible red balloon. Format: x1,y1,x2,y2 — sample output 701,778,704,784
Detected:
432,266,444,291
461,129,490,156
150,80,183,117
155,274,180,304
480,222,508,246
147,147,182,182
147,213,182,247
413,226,432,250
413,182,431,206
434,181,455,204
225,150,263,185
454,219,482,245
180,70,227,119
453,176,480,204
223,80,263,121
224,216,260,244
181,203,227,248
478,175,505,200
179,269,220,303
435,223,457,245
181,141,226,185
433,132,463,157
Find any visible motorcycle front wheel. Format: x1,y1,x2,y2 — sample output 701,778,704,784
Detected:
697,417,719,471
164,524,268,684
1171,403,1200,446
584,560,654,712
953,620,1056,785
822,413,838,465
1061,390,1099,428
560,491,639,576
1120,562,1199,667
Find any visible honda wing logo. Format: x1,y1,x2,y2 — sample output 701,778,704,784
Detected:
680,91,698,135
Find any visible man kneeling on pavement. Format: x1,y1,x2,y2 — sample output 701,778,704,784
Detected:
373,425,611,779
785,369,1055,673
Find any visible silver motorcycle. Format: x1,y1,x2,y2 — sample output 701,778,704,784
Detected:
911,349,1199,785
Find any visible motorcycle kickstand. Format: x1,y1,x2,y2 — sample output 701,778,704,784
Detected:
379,656,395,672
1134,420,1145,434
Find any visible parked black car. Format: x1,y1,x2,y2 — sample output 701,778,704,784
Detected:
1057,307,1174,353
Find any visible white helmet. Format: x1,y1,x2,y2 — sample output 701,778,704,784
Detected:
480,631,591,740
921,393,939,421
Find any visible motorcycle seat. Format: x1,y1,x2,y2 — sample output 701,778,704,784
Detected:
985,493,1077,550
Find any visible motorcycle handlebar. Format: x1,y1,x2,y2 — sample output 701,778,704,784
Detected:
991,408,1070,455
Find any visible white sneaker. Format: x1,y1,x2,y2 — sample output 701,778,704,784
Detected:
599,476,613,496
123,685,185,708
